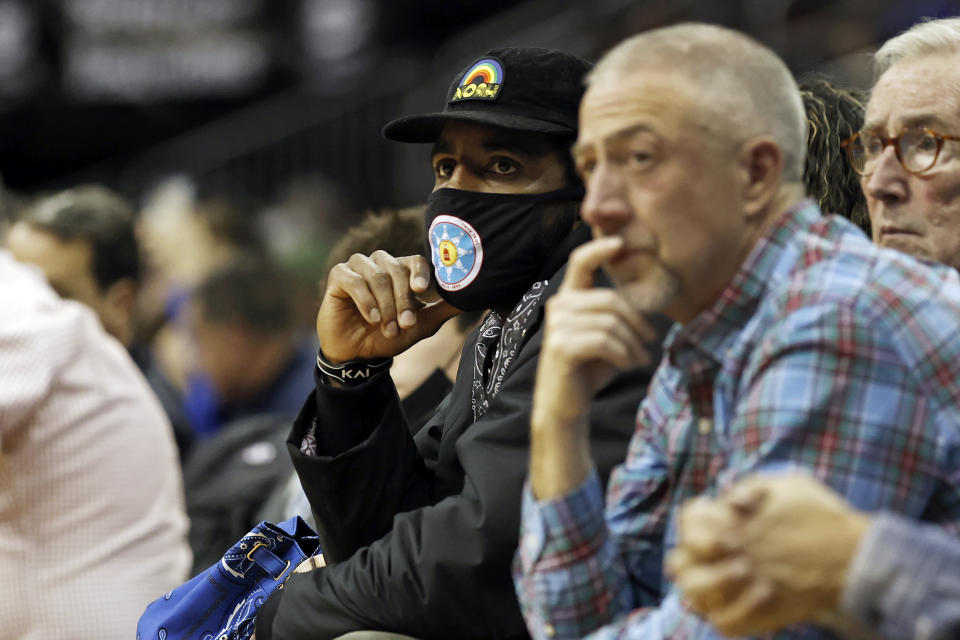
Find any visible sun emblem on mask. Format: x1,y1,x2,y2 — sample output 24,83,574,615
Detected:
438,240,459,266
428,215,483,291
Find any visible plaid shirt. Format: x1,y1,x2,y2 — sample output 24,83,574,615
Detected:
514,201,960,639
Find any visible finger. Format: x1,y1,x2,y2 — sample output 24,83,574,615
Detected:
347,253,401,338
678,497,742,561
399,255,432,294
547,329,638,371
545,305,646,358
665,546,695,582
546,310,651,369
548,289,658,343
562,236,624,291
325,263,381,324
707,578,778,638
671,555,753,616
416,299,462,335
722,479,768,518
371,251,419,330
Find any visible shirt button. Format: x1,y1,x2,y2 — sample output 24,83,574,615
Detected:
697,417,713,434
543,622,555,637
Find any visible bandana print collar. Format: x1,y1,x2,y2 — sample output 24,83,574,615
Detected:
471,279,547,421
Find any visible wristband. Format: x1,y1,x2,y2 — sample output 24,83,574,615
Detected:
316,348,392,386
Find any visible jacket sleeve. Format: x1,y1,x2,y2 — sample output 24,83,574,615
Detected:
263,326,652,640
842,513,960,640
286,366,437,563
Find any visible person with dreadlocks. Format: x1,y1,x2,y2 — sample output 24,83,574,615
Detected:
799,76,870,233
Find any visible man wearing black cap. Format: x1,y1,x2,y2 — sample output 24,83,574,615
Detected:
253,47,664,640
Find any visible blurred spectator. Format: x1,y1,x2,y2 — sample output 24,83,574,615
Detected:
10,186,141,345
139,179,262,294
5,184,194,458
0,248,190,638
0,178,19,242
137,179,265,392
181,258,316,573
799,76,869,232
322,206,425,290
258,173,356,336
185,259,315,436
183,411,299,575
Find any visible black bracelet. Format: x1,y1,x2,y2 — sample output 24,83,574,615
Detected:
315,348,392,386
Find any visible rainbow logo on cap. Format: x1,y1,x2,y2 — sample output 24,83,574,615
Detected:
450,58,504,103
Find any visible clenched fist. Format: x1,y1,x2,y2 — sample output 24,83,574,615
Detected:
667,474,870,637
317,250,460,363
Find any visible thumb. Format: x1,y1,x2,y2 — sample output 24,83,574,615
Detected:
723,479,768,518
562,236,624,291
416,299,461,334
400,254,432,294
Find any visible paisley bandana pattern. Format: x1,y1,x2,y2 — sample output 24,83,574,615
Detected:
471,279,547,421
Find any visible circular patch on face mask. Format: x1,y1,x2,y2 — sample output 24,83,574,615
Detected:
428,215,483,291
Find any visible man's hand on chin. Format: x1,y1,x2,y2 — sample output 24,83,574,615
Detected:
530,236,655,500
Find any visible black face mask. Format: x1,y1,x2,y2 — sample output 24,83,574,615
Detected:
424,186,582,311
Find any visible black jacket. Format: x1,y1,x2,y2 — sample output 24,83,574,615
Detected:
257,231,668,640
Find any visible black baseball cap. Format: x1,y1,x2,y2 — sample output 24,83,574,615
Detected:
382,47,592,143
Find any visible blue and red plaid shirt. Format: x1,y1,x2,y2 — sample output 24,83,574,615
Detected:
514,201,960,639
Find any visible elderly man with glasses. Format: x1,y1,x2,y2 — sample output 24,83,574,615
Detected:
664,17,960,640
844,19,960,270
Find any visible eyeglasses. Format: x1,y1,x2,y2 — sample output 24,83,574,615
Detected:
842,127,960,176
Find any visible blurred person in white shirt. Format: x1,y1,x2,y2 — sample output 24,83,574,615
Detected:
0,248,190,638
6,184,195,459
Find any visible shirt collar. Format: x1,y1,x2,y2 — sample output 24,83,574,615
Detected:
665,199,821,370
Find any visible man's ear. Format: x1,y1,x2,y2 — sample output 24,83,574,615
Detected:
739,136,784,219
103,278,138,319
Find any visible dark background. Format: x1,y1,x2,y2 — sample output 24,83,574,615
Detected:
1,0,957,214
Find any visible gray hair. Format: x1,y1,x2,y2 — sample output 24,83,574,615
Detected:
588,23,807,182
875,17,960,79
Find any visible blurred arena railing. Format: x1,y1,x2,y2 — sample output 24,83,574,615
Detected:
49,0,946,211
